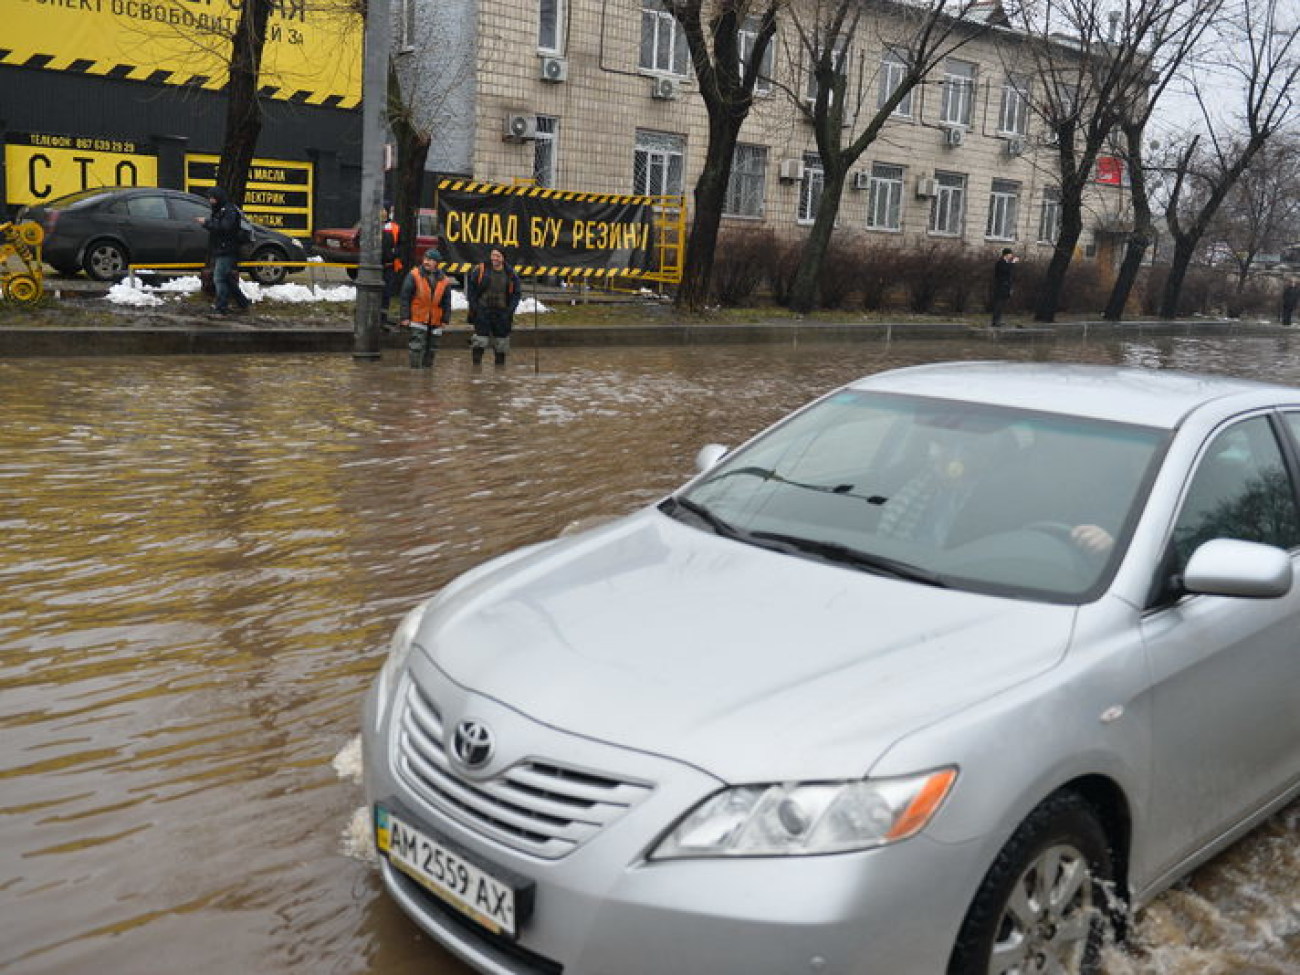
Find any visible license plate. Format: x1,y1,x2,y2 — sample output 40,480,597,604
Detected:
375,805,522,937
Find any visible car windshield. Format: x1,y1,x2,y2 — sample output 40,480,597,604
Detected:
670,389,1167,602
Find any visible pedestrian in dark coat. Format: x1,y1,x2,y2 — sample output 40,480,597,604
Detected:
199,186,250,314
990,248,1016,328
1283,279,1299,327
466,247,522,366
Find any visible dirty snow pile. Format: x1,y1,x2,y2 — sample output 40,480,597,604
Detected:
105,274,549,314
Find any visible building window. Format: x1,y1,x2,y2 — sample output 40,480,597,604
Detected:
738,16,774,94
640,0,689,76
998,75,1029,136
724,144,767,217
798,152,825,224
805,40,847,106
940,59,976,127
534,117,558,187
539,0,563,52
634,130,685,196
867,163,904,231
986,179,1020,240
929,171,965,236
878,49,913,117
396,0,416,51
1039,188,1061,243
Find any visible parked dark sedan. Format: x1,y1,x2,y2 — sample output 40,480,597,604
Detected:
19,186,307,285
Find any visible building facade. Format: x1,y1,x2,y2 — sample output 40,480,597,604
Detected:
407,0,1130,265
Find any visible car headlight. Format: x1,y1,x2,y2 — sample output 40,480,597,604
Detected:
649,768,957,859
373,600,432,727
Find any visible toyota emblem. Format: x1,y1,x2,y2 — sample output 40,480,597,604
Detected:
452,719,495,769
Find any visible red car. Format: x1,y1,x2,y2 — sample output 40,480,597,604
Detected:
311,208,440,278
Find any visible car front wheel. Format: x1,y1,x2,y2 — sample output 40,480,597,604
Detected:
948,792,1118,975
83,239,129,281
249,246,288,285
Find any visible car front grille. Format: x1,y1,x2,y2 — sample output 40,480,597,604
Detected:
394,680,653,859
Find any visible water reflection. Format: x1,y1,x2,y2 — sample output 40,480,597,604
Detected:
1,332,1297,974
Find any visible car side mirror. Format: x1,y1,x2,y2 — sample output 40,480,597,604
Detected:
1182,538,1293,598
694,443,728,474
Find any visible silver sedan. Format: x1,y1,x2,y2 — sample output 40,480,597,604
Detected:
362,361,1300,975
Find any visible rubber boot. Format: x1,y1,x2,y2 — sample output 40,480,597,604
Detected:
494,351,507,366
472,346,485,365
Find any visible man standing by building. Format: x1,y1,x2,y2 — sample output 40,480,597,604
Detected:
467,247,522,366
200,187,251,315
399,250,453,368
990,248,1017,328
1283,279,1298,327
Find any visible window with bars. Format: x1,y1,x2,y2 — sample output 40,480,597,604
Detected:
737,17,774,94
877,49,913,117
867,163,904,231
998,76,1029,135
1039,188,1061,243
534,117,558,187
724,144,767,217
539,0,563,52
634,130,685,196
798,153,825,224
940,59,976,127
986,179,1020,240
929,171,965,236
640,0,690,75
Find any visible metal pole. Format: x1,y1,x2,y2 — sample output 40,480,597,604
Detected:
352,0,391,360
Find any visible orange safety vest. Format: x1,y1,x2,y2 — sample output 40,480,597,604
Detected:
409,271,450,326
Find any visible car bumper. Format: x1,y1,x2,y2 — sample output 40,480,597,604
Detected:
362,677,985,975
311,244,357,264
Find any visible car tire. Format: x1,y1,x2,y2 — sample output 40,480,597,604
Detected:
249,246,288,286
345,266,358,281
82,239,129,281
947,792,1117,975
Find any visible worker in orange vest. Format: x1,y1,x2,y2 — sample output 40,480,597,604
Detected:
399,250,453,368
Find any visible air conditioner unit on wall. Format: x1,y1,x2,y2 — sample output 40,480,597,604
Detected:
852,171,871,190
943,126,965,147
503,114,537,142
538,56,569,83
651,76,678,100
779,159,806,182
915,177,937,198
1005,137,1025,157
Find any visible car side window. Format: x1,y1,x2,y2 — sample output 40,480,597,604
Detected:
126,195,170,220
169,197,210,222
1169,416,1300,574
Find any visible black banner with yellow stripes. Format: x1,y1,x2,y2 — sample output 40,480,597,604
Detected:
436,180,655,277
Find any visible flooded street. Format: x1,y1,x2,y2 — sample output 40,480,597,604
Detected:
2,331,1299,974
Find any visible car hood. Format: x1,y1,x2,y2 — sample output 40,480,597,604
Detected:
416,509,1076,782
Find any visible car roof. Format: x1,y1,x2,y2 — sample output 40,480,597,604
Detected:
852,361,1299,430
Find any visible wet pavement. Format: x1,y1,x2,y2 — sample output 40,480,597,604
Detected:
2,334,1298,974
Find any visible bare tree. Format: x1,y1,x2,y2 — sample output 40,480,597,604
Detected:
215,0,275,205
1203,135,1300,290
1157,0,1300,318
664,0,782,312
1097,0,1223,321
780,0,991,314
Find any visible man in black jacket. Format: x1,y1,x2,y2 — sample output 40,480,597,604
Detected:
200,186,251,314
990,248,1017,328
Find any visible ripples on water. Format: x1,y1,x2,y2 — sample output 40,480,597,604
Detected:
1,333,1298,974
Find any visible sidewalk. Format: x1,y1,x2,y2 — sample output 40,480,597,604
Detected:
0,272,1284,356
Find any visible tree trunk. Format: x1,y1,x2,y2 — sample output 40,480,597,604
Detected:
787,170,847,314
1158,237,1199,318
392,122,430,274
1034,205,1084,323
1104,233,1150,321
676,116,742,313
217,0,273,204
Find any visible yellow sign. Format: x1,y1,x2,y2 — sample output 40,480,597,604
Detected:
185,154,313,236
3,0,361,108
5,133,158,205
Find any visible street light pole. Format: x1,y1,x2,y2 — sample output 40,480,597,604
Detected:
353,0,392,360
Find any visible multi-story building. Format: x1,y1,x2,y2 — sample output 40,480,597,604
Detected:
412,0,1131,267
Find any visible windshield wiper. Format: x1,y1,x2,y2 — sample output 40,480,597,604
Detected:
704,466,887,504
660,496,745,539
749,530,949,587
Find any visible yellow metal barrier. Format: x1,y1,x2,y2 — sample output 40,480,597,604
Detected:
1,221,45,304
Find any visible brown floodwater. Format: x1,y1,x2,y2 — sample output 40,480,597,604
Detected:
2,331,1298,974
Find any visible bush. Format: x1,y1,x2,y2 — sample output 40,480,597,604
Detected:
816,235,862,309
766,236,807,306
709,226,777,307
